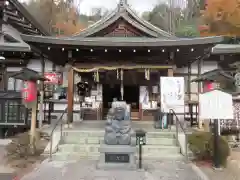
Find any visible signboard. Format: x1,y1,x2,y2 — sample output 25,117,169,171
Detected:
160,77,185,112
44,72,62,84
199,89,233,119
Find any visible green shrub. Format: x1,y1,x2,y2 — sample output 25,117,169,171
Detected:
188,132,230,166
209,135,230,166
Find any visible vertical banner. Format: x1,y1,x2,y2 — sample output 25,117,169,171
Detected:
160,77,185,113
139,86,149,108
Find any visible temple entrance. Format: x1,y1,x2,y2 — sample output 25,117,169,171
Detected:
103,84,121,109
124,85,139,120
102,84,139,120
124,85,139,109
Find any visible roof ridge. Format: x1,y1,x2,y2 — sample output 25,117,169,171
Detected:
72,1,173,38
123,4,173,38
72,9,117,37
8,0,50,35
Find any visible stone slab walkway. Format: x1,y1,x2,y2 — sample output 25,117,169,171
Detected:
0,142,16,179
21,160,200,180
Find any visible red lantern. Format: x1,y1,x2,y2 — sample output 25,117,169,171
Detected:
21,81,37,103
203,81,214,92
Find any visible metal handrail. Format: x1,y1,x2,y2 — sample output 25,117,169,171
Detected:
169,109,188,161
49,107,68,161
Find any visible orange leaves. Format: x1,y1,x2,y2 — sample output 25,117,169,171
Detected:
52,5,84,36
54,21,84,36
200,0,240,36
26,0,85,36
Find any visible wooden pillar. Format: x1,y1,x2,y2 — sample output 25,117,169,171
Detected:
197,59,203,129
39,56,45,128
67,68,74,124
167,68,174,76
167,67,174,125
187,62,191,100
197,59,202,94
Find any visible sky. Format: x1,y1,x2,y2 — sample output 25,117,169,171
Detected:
79,0,162,15
19,0,165,15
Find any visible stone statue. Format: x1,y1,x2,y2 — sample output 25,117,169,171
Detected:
104,101,135,145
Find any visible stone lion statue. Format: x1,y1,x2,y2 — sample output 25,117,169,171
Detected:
104,101,135,145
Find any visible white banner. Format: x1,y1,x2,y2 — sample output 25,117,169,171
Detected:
139,86,149,108
160,77,185,113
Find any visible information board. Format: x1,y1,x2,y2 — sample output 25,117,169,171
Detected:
199,89,233,119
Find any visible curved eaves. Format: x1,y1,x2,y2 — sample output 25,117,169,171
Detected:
72,9,118,37
121,13,158,37
124,4,174,38
75,13,159,38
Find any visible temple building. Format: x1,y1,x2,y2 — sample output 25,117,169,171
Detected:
0,0,226,124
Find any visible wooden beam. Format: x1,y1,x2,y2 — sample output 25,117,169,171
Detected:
39,56,45,128
67,68,74,124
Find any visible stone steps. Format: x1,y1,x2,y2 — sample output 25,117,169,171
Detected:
52,151,184,161
52,130,182,161
55,143,181,161
62,130,175,138
58,144,180,154
62,136,176,146
62,130,176,144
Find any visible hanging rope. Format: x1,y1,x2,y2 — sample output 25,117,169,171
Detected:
145,69,150,80
93,70,99,82
117,69,119,79
72,65,171,73
120,69,123,81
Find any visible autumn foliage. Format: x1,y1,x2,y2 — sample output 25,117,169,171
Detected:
53,7,85,36
200,0,240,36
26,0,84,36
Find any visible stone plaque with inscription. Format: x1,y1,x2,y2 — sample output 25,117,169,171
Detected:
105,153,130,163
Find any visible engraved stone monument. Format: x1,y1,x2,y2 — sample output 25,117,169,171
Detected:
97,101,137,169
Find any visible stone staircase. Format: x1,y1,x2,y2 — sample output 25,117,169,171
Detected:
52,130,183,161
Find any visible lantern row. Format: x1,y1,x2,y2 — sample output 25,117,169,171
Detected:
47,47,195,52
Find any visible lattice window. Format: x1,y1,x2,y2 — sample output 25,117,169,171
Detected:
7,77,22,91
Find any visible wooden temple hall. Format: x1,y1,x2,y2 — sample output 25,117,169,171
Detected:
0,0,225,124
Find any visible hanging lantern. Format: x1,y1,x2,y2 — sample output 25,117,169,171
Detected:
120,69,123,81
21,81,37,104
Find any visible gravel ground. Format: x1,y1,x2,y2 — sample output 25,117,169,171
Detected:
198,150,240,180
0,142,16,179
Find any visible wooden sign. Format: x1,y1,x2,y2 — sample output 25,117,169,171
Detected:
199,89,233,119
44,72,62,84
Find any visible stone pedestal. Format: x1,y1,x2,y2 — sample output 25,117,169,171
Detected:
97,144,137,170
